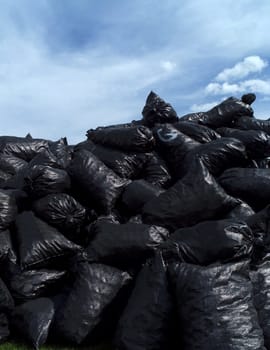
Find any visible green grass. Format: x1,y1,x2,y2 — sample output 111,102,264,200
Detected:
0,343,113,350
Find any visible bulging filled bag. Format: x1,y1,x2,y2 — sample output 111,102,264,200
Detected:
169,260,265,350
142,158,238,231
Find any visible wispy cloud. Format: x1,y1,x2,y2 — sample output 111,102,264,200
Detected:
190,101,221,112
160,61,177,73
204,55,270,101
215,56,268,82
206,79,270,95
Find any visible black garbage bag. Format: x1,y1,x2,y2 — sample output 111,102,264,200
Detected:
0,230,17,264
0,171,26,191
120,180,164,214
11,192,29,214
28,148,66,170
178,111,205,123
0,169,12,184
32,193,86,240
250,253,270,349
0,155,28,175
142,158,238,231
89,120,142,131
141,91,178,127
52,262,131,344
179,96,254,127
91,212,121,225
181,137,248,178
0,280,12,343
48,138,71,169
205,96,254,125
246,205,270,246
24,165,71,200
128,215,143,224
10,298,55,349
0,135,32,148
3,189,29,213
14,211,81,269
241,93,256,105
0,140,49,161
201,96,254,127
86,222,168,267
217,128,270,159
153,124,199,177
0,278,14,313
0,155,37,191
225,200,255,220
219,168,270,211
256,157,270,169
169,260,265,350
166,219,253,265
249,159,261,168
0,190,17,231
74,141,148,179
142,152,171,188
0,313,9,343
68,150,128,214
115,251,174,350
174,121,221,143
87,125,155,153
49,137,67,152
4,262,66,302
8,148,70,197
235,116,270,134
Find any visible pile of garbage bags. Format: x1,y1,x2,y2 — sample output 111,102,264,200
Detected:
1,91,270,349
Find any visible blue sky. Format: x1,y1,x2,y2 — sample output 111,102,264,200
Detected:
1,0,270,143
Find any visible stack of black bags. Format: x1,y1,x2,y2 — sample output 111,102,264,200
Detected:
1,90,270,349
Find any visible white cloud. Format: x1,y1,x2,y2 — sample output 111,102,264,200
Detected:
242,79,270,94
206,82,242,95
204,54,270,102
190,101,220,112
206,79,270,96
215,56,268,82
160,61,176,72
